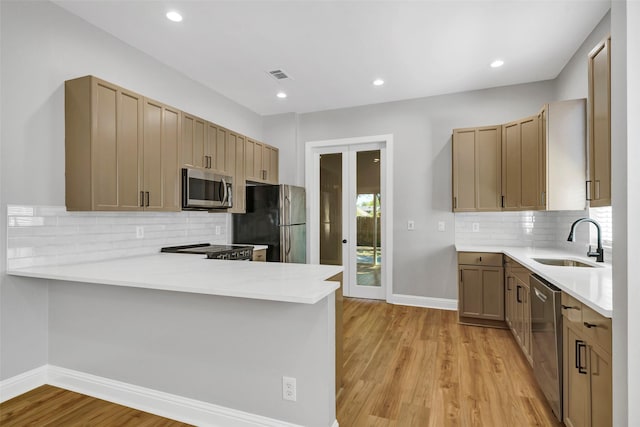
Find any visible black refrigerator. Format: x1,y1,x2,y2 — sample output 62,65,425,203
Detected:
233,185,306,263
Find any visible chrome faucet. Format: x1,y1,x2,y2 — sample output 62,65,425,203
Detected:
567,218,604,262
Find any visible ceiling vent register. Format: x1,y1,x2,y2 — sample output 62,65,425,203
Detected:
268,69,290,80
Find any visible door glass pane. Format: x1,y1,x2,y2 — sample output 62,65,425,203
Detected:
356,150,381,287
319,153,342,266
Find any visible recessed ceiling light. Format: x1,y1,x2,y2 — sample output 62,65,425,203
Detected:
166,11,183,22
373,79,385,86
490,59,504,68
276,92,287,99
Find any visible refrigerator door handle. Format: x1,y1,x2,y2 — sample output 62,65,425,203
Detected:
287,226,292,258
284,195,291,226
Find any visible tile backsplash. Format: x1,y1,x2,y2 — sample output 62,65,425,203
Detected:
456,210,593,252
7,205,229,269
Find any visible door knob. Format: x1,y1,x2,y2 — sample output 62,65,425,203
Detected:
342,239,347,244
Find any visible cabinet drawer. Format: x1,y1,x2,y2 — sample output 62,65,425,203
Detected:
458,252,502,267
561,292,583,325
582,304,612,354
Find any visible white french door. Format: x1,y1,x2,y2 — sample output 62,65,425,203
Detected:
309,140,389,300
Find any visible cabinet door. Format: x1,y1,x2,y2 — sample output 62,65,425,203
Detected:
520,116,541,210
92,81,121,210
476,126,502,210
452,128,477,211
143,100,181,211
505,273,515,330
502,121,521,210
183,114,206,169
588,37,611,207
113,88,143,210
563,324,590,427
215,126,228,174
589,345,612,427
232,134,246,213
245,138,263,181
502,116,541,211
266,145,279,184
459,266,504,320
459,267,483,317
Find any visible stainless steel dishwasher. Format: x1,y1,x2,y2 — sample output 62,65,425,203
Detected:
530,274,563,421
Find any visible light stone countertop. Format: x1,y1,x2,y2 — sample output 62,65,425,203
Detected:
455,245,612,317
7,253,342,304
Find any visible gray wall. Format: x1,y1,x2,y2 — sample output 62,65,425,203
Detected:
48,281,335,426
554,11,611,100
0,0,263,381
296,81,555,298
262,113,299,186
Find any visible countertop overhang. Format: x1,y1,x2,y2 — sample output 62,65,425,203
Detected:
7,254,343,304
456,245,612,317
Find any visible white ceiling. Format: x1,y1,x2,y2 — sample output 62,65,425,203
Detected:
53,0,610,116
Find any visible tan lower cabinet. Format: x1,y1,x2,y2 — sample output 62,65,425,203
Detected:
252,248,266,262
457,252,504,326
562,292,612,427
504,256,532,365
66,76,179,212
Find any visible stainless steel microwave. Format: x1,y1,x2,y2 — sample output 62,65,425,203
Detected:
182,168,232,209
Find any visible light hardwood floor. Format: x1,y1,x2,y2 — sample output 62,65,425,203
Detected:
0,385,192,426
337,298,563,427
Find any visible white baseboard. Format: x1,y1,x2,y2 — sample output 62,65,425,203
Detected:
331,420,339,427
390,294,457,311
0,365,48,402
2,365,303,427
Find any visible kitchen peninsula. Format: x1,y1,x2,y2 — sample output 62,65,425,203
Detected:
7,256,342,427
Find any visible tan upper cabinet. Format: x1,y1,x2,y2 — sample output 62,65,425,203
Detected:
245,138,279,184
587,36,611,207
539,99,587,211
66,76,178,212
207,122,230,175
502,115,542,211
452,126,502,212
227,131,247,214
143,98,181,211
182,113,207,170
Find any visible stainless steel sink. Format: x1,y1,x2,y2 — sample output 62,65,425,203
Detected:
533,258,599,268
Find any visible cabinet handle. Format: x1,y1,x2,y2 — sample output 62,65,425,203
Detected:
145,191,150,207
453,196,457,209
586,180,592,201
459,270,463,283
516,285,522,303
501,195,505,208
584,322,598,329
140,191,144,207
562,304,579,311
576,340,587,374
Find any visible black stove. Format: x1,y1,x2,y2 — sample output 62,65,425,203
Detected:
161,243,253,260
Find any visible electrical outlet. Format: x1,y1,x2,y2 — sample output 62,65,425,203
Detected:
282,376,297,402
215,226,221,235
136,226,144,239
407,220,415,231
472,223,480,232
438,221,445,232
